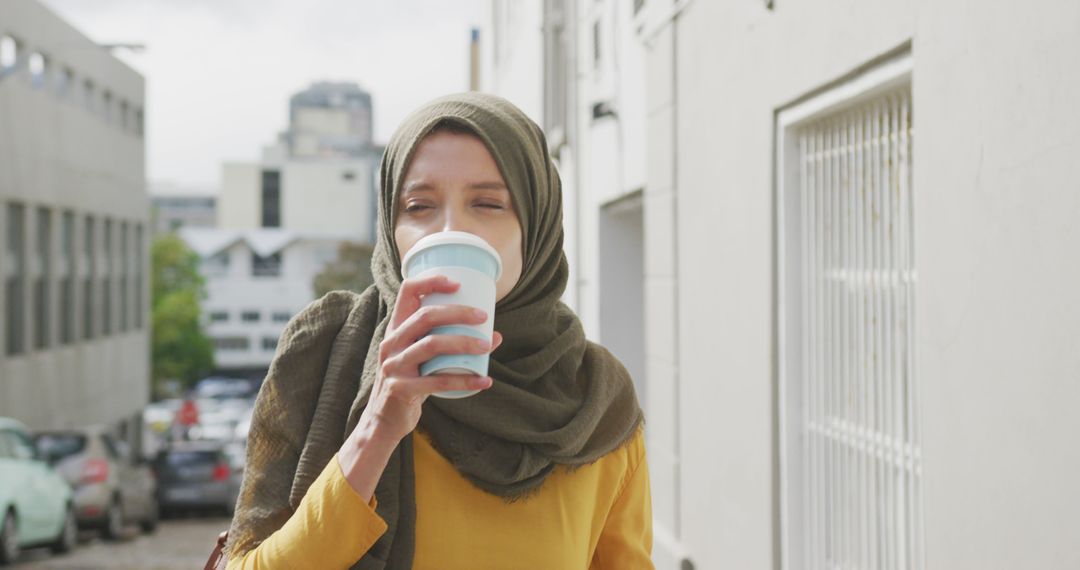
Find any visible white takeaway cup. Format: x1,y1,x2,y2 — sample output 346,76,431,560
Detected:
400,231,503,398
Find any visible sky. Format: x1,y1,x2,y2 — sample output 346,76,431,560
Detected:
41,0,488,193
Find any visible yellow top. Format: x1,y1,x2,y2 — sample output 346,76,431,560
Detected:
227,426,653,569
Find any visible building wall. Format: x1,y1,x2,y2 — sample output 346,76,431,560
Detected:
657,0,1080,568
487,0,1080,568
183,229,349,375
280,160,375,238
219,162,261,230
219,159,375,238
0,0,149,430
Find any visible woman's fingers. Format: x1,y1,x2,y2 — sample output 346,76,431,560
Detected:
384,374,493,400
382,334,491,377
491,330,503,352
385,304,488,355
390,275,461,330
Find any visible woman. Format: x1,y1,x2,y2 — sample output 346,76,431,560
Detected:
222,92,650,569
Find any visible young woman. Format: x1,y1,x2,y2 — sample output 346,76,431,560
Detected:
222,92,651,569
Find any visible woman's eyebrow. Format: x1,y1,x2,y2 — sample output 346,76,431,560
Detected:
402,181,436,194
467,181,508,191
402,180,508,194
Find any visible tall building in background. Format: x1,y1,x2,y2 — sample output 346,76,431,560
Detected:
219,81,381,239
483,0,1080,568
203,81,382,380
287,81,374,158
0,0,150,438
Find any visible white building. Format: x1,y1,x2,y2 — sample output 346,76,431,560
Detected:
201,82,381,378
483,1,1080,569
0,0,149,435
179,228,352,378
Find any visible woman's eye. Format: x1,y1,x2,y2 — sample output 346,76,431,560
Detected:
404,203,433,213
475,202,505,210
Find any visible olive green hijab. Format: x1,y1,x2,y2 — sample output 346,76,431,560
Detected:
226,92,644,569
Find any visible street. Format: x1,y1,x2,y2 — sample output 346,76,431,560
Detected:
12,515,230,570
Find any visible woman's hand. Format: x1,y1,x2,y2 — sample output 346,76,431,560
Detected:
337,274,501,500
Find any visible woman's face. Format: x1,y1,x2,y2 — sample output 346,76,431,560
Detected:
395,130,524,302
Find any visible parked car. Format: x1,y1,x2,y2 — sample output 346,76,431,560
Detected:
34,426,158,538
153,441,240,516
0,418,77,565
192,377,257,401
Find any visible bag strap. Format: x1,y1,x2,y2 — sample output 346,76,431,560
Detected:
204,530,229,570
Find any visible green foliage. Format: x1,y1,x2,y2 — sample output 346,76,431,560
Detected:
313,241,376,297
150,235,214,395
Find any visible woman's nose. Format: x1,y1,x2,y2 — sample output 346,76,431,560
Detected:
440,207,473,233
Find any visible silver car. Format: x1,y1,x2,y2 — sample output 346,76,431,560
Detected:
153,441,241,516
34,426,158,538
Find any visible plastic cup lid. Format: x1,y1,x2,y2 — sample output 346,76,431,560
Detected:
400,230,503,280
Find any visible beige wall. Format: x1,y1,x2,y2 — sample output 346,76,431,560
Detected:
659,0,1080,568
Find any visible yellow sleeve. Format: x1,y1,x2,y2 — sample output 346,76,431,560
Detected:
226,453,389,570
590,433,655,570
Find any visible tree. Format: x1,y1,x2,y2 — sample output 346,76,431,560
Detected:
313,241,376,297
151,234,214,396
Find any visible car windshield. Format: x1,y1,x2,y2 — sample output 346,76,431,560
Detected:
35,433,87,461
194,379,253,400
163,450,220,467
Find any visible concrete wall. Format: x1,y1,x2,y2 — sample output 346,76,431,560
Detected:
0,0,149,430
219,159,376,238
656,0,1080,568
280,160,375,238
219,162,261,230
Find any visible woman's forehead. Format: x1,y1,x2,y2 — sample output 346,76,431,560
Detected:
401,131,506,186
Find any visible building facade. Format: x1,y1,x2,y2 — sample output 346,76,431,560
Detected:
0,0,150,434
204,81,382,378
483,0,1080,568
178,227,352,379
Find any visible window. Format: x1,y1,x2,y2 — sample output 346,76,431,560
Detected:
3,430,37,461
271,311,291,323
261,170,281,228
60,211,75,344
29,52,46,89
543,0,570,141
252,252,282,277
84,79,95,113
119,100,130,131
102,219,112,335
120,222,129,331
777,55,921,570
103,91,113,123
592,20,601,71
262,336,278,351
209,311,229,323
83,216,95,340
6,204,26,355
0,36,17,70
201,251,230,277
213,336,250,351
241,311,260,323
56,66,74,98
134,224,144,328
135,108,144,137
34,207,51,350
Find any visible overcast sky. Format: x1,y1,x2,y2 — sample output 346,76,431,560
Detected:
41,0,487,193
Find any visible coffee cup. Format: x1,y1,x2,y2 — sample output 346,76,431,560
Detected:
401,230,502,398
